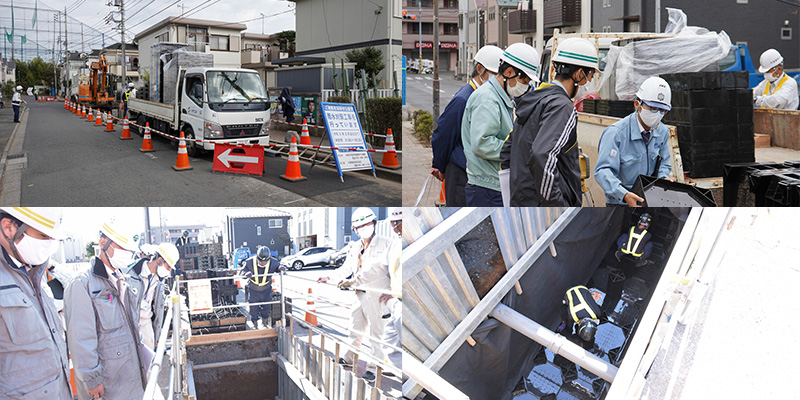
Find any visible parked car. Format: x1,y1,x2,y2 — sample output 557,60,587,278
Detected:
328,242,356,268
281,246,336,270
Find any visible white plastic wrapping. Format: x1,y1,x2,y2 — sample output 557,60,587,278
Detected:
598,8,732,100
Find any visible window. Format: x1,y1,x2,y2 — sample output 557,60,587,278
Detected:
156,32,169,43
409,22,434,35
185,75,204,106
269,219,282,228
603,26,612,33
443,23,458,35
210,35,230,51
782,27,792,40
257,226,262,235
488,6,496,21
186,27,208,52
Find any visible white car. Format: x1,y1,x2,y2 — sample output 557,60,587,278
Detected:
281,246,336,270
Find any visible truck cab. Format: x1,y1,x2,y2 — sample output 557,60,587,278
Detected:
179,67,270,156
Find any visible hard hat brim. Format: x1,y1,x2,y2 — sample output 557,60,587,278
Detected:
641,99,671,111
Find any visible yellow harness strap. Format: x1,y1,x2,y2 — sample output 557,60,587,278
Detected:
621,226,647,257
764,74,790,97
249,258,271,286
568,286,598,322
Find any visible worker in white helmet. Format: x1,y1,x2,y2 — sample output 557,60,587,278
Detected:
64,220,147,400
381,208,402,370
317,207,391,382
0,207,73,400
595,76,674,206
123,82,135,119
126,242,179,351
12,85,25,123
506,38,596,206
431,45,503,206
753,49,798,110
462,42,541,206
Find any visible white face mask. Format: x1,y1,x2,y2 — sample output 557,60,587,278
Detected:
506,77,529,98
355,224,374,240
108,246,134,271
157,263,170,279
15,234,59,266
764,71,779,83
639,107,664,129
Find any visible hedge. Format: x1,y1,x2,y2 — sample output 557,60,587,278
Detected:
364,97,402,150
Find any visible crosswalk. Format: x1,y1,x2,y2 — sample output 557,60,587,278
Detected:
410,76,433,81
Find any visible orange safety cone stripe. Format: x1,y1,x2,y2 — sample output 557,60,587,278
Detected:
280,136,307,182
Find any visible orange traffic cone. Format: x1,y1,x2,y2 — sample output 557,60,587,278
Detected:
105,113,115,132
87,107,94,122
380,128,401,169
94,110,102,126
140,122,155,152
64,100,67,109
305,288,318,326
300,119,311,145
435,179,446,206
82,105,88,119
280,137,307,182
120,118,132,140
173,132,193,171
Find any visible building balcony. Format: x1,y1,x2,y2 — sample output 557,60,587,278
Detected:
544,0,581,29
509,10,537,34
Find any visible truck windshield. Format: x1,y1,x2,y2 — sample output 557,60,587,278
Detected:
206,71,268,103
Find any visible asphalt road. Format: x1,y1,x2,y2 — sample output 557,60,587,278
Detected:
16,101,400,206
405,72,465,115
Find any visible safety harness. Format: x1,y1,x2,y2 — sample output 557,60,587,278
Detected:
567,286,598,322
764,73,790,97
621,226,648,257
249,257,271,286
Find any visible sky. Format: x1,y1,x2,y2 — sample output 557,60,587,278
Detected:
0,0,296,61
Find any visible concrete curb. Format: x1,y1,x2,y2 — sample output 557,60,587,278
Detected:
0,106,27,205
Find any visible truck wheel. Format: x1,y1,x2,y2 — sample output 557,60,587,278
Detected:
135,115,147,137
183,127,202,157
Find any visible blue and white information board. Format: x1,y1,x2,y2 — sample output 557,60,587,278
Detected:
319,102,376,181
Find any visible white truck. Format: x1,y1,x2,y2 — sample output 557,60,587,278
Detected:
129,67,270,157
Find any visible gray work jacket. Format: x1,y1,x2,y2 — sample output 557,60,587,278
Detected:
64,257,147,400
125,258,167,347
0,249,72,400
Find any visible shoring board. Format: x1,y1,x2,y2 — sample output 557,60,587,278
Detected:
403,208,580,398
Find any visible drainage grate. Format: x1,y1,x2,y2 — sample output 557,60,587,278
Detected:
5,153,27,170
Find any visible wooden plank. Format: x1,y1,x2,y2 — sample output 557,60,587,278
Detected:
184,327,277,346
402,207,495,283
403,208,580,398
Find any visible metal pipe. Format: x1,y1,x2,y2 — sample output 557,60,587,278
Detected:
280,269,286,327
192,355,276,371
489,303,618,383
142,296,174,400
403,353,470,400
285,274,400,296
172,277,181,398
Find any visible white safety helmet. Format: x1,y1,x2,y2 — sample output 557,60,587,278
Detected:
635,77,672,111
499,42,541,80
0,207,66,240
474,45,504,74
156,242,180,267
388,207,403,222
758,48,783,73
15,85,22,91
552,38,600,70
128,82,135,88
99,219,140,252
351,207,377,228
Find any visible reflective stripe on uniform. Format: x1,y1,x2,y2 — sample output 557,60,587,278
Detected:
249,258,271,286
621,226,647,257
568,286,597,322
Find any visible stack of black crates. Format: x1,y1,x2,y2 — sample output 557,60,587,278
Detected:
582,99,635,118
660,71,755,178
178,242,227,272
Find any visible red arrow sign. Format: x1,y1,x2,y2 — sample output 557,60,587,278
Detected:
212,144,264,176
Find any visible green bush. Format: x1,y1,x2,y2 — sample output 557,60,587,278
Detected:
326,96,352,104
365,97,402,150
414,111,433,145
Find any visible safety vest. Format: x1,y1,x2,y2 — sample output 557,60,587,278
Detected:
764,74,790,97
620,226,647,257
249,258,271,286
124,90,132,101
567,286,598,323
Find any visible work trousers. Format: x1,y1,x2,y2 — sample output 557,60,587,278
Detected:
249,288,272,324
345,290,385,369
465,184,503,206
13,105,20,122
381,298,402,369
444,161,468,206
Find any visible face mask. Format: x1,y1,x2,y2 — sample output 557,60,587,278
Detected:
506,77,529,98
639,107,664,129
764,71,779,83
355,224,374,239
108,247,134,271
15,234,59,266
157,263,170,279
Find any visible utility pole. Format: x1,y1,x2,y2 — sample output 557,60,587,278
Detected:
81,23,84,53
65,6,68,94
433,0,440,126
144,207,152,244
121,0,126,86
418,0,422,70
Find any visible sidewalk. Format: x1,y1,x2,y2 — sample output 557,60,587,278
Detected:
401,117,437,206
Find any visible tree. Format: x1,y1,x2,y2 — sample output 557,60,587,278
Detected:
345,47,384,89
13,57,58,90
274,30,296,58
86,241,97,259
